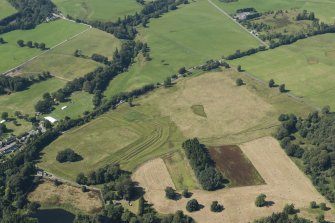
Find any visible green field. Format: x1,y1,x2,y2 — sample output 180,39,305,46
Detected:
39,103,185,181
0,78,66,115
0,19,88,74
104,0,261,96
0,0,16,20
52,0,142,22
230,34,335,109
22,28,121,80
213,0,335,23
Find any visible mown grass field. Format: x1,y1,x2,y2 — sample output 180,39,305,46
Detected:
105,0,261,96
230,34,335,109
0,0,16,20
52,0,143,22
21,28,121,80
39,103,185,181
213,0,335,23
0,19,88,74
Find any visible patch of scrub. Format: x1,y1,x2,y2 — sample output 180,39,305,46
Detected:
191,104,207,118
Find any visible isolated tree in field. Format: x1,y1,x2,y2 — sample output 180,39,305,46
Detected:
39,42,46,50
56,148,82,163
182,188,191,198
268,79,275,88
165,186,177,200
236,78,244,86
279,84,286,93
0,37,4,44
210,201,223,212
27,41,33,48
178,67,187,74
255,194,267,207
310,201,318,209
164,77,172,88
1,112,8,120
319,202,327,211
237,65,242,72
186,199,201,212
283,203,296,215
17,40,24,47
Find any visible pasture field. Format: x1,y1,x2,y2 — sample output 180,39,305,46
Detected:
0,78,66,115
134,137,335,223
230,34,335,109
0,0,16,20
21,28,121,80
146,70,310,145
52,0,142,22
163,151,199,190
39,103,185,181
104,0,261,96
28,179,103,214
0,19,88,74
208,145,264,187
213,0,335,23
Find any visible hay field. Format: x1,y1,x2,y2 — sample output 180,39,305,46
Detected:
21,28,121,80
28,180,103,213
143,70,310,145
0,0,16,20
213,0,335,23
135,137,335,223
39,104,185,181
53,0,142,22
105,0,261,97
0,19,88,74
231,34,335,109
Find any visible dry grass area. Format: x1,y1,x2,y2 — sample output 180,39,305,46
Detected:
153,71,276,143
134,137,335,223
28,180,103,213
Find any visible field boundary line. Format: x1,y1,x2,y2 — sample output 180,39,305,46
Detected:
207,0,269,48
3,18,92,76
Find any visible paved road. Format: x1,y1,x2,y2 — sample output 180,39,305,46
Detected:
207,0,269,48
4,17,92,76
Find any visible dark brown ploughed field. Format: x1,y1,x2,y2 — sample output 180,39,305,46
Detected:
208,145,265,187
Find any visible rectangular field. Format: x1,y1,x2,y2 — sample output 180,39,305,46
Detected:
208,145,264,187
105,0,261,96
230,34,335,109
0,19,88,74
21,28,121,80
52,0,143,22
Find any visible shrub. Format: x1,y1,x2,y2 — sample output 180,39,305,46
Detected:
165,186,177,200
255,194,267,207
186,199,201,212
310,201,318,209
236,78,244,86
210,201,223,212
319,202,327,211
182,188,191,198
283,203,296,215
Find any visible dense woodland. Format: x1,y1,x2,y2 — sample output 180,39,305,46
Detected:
182,138,226,191
276,109,335,203
0,0,55,34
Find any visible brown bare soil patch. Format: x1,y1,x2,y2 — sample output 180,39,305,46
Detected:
28,179,103,213
135,137,335,223
209,145,264,187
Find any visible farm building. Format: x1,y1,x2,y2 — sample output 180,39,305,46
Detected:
44,116,58,124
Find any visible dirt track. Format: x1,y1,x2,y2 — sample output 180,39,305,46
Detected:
133,137,335,223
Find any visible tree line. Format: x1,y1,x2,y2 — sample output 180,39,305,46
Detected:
0,71,52,95
0,0,55,34
275,109,335,203
182,138,226,191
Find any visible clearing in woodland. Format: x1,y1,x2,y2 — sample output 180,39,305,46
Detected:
105,0,261,97
28,179,103,214
231,34,335,109
134,137,335,223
